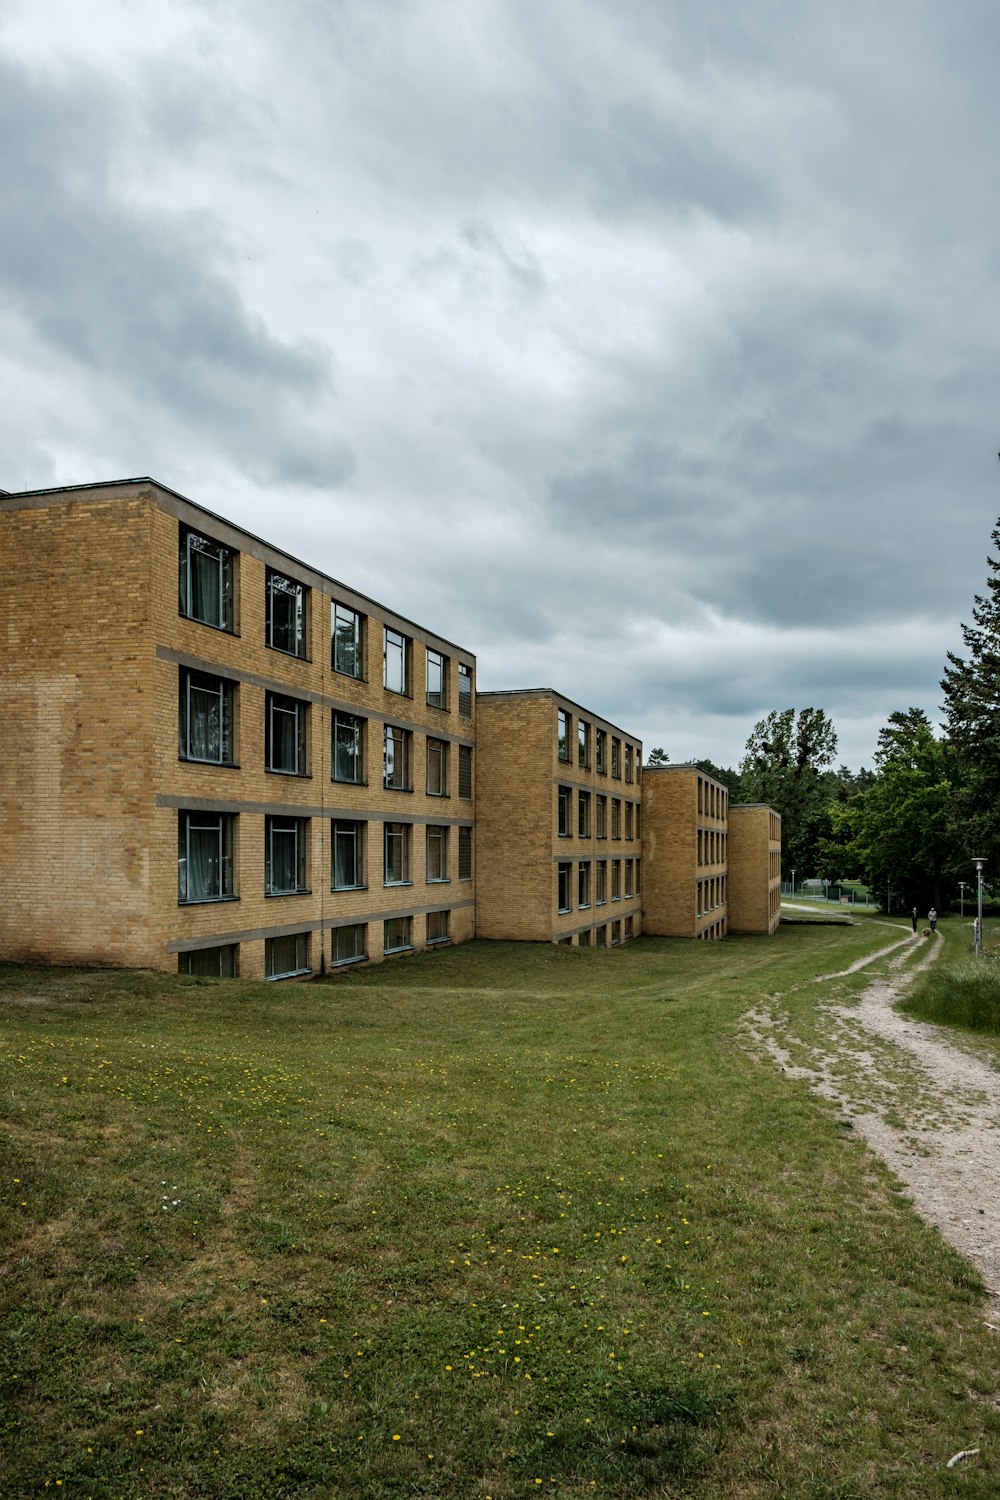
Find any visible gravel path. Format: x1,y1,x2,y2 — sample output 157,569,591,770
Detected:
745,925,1000,1311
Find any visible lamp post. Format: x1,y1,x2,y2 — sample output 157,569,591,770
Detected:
972,858,985,956
791,868,795,899
959,881,968,920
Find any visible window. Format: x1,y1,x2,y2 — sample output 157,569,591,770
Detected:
384,915,412,954
266,568,307,657
179,669,235,765
384,822,411,885
179,527,235,631
426,649,448,709
458,826,473,880
611,799,621,840
557,710,571,761
458,745,473,799
635,804,641,840
265,692,308,775
427,738,449,796
384,725,412,790
178,811,235,903
596,925,607,947
557,862,572,913
179,945,237,978
332,712,365,784
612,859,622,900
635,858,641,895
596,729,607,775
458,663,473,717
266,932,310,979
427,909,450,944
332,602,365,678
611,738,621,779
625,859,634,898
625,802,633,841
426,825,449,882
558,786,572,837
265,816,309,895
579,929,592,948
625,744,633,783
596,796,607,839
578,861,591,909
332,923,366,966
596,861,607,905
578,720,590,768
332,820,365,890
384,627,410,694
611,920,621,946
578,790,591,839
625,915,634,941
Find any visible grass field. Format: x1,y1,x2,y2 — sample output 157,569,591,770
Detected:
2,924,998,1498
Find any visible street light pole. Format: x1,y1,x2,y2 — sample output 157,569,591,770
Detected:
972,858,985,956
959,881,967,919
791,868,795,899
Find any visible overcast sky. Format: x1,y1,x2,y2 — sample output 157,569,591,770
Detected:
3,0,999,770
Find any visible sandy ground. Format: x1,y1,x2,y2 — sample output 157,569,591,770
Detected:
745,923,1000,1315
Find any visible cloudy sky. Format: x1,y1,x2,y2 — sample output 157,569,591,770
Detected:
3,0,999,770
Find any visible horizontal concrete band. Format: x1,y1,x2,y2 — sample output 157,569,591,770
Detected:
158,646,475,746
156,793,474,827
166,898,477,952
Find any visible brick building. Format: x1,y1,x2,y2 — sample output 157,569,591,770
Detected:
0,478,476,979
728,804,782,935
1,477,780,977
475,690,643,947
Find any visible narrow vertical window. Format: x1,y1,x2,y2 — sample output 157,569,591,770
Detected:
384,822,411,884
179,669,235,765
578,790,591,838
611,738,621,779
427,738,448,796
332,820,365,890
427,910,450,944
458,745,473,799
266,569,307,657
384,725,411,790
332,713,365,783
578,721,590,768
179,527,235,631
558,786,572,836
384,627,410,694
557,709,571,761
458,826,473,879
596,729,607,774
265,692,308,775
265,816,309,895
578,861,591,909
426,649,448,709
557,862,572,913
426,826,449,882
178,812,235,902
458,663,473,717
332,603,364,678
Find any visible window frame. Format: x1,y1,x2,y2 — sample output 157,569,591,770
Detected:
611,737,621,779
177,810,235,904
596,860,608,905
266,567,308,659
179,667,236,766
596,795,607,840
265,814,309,896
557,785,572,838
578,790,591,839
383,626,410,695
426,737,449,797
557,709,571,762
332,923,367,966
179,944,237,978
383,915,413,954
332,712,365,784
265,691,308,776
332,601,365,679
557,861,572,914
384,822,411,886
384,724,412,791
458,745,473,800
426,825,449,883
426,909,450,945
458,826,473,880
265,931,310,980
331,819,366,891
426,648,448,710
458,663,473,718
179,526,235,633
578,720,590,769
578,860,591,910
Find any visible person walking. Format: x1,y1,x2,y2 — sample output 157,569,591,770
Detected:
928,907,938,933
911,906,918,933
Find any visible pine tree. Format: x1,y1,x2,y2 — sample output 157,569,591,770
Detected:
941,517,1000,866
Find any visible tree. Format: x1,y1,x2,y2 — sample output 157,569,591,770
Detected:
739,709,838,878
941,517,1000,867
646,747,670,766
696,758,743,800
820,709,959,911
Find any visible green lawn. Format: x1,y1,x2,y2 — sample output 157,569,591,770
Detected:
2,926,998,1498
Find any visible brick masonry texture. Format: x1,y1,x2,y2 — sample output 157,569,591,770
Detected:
1,479,778,978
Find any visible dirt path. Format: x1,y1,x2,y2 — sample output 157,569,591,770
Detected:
745,925,1000,1312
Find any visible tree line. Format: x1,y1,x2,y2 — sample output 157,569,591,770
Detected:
650,517,1000,912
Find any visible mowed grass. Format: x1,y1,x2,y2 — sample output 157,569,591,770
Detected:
2,926,998,1499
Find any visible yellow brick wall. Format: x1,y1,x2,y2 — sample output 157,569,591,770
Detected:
728,805,782,935
1,482,476,978
476,691,642,945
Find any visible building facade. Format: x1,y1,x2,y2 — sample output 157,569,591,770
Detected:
728,804,782,935
0,478,476,979
641,764,730,940
475,690,643,947
1,477,780,977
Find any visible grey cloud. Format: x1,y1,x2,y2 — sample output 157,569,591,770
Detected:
0,59,353,489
